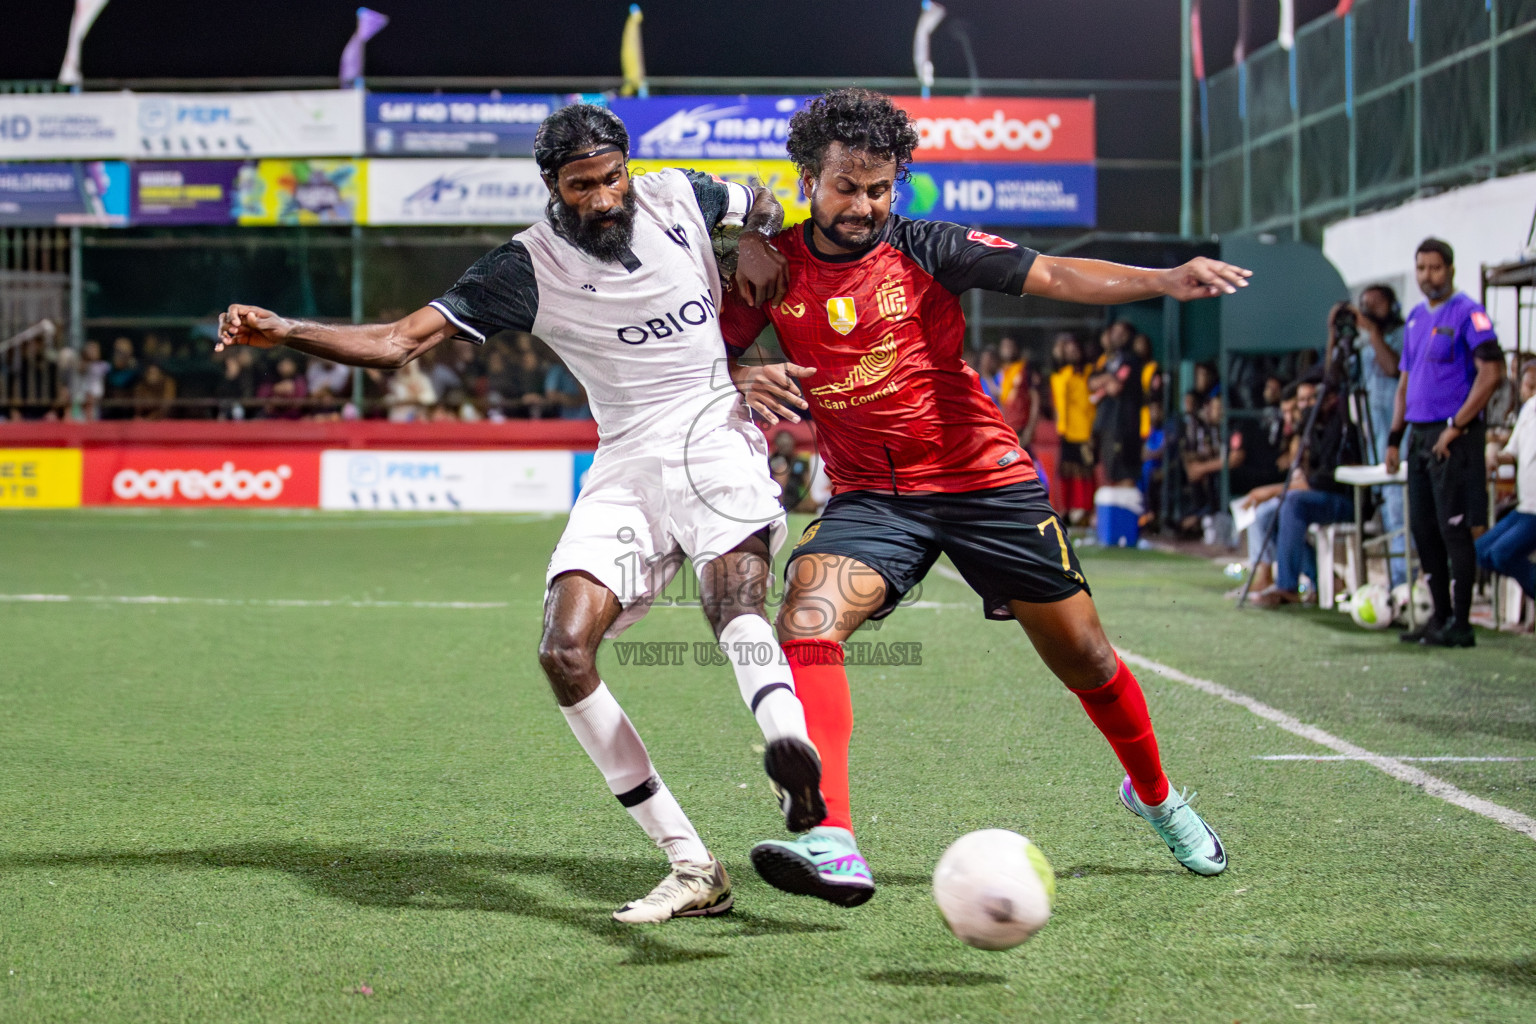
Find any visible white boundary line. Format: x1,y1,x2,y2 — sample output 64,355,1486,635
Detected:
0,594,508,610
1118,651,1536,842
1255,754,1536,763
929,562,1536,842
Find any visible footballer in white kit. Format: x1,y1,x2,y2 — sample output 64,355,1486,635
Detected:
216,105,826,924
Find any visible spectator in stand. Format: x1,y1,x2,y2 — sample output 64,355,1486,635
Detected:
1131,333,1161,441
1385,238,1506,647
103,337,139,420
386,359,436,422
1478,362,1536,604
257,356,309,420
545,359,591,419
770,429,815,512
1140,400,1166,517
995,335,1040,452
1050,333,1095,522
508,345,549,419
1234,380,1312,594
68,340,109,421
426,344,466,400
214,352,255,420
1179,391,1225,530
1089,320,1145,486
976,346,1002,406
1327,285,1407,586
131,363,176,420
307,358,352,400
1192,362,1220,404
1251,380,1367,607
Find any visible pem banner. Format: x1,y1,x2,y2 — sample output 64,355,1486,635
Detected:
365,158,547,225
611,95,810,160
892,97,1095,164
366,93,567,156
894,163,1096,227
131,161,242,225
133,91,364,159
0,161,129,226
320,449,575,512
0,93,134,160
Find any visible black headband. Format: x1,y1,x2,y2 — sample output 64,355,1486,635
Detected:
552,144,625,170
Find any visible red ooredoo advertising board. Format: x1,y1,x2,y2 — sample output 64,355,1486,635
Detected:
81,447,321,507
893,97,1096,163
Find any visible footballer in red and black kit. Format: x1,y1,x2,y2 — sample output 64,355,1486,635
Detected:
723,88,1254,907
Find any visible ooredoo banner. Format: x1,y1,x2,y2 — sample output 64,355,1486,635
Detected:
892,97,1095,164
82,448,320,507
320,449,574,512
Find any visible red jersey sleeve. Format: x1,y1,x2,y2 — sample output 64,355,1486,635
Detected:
720,288,771,356
885,217,1039,296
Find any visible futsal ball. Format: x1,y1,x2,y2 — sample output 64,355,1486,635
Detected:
933,829,1055,951
1391,581,1434,626
1348,583,1395,630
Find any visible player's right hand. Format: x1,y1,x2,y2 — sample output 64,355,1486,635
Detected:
729,359,815,425
216,304,289,353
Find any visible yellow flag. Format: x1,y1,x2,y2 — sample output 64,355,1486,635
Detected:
621,5,647,98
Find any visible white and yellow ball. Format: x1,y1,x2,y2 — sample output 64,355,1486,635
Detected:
932,829,1055,951
1348,583,1395,629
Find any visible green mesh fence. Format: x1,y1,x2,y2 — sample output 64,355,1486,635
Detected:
1205,0,1535,241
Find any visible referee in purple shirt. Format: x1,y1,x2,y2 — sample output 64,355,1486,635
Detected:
1384,238,1506,647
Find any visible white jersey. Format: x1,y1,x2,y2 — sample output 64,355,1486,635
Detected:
430,168,755,451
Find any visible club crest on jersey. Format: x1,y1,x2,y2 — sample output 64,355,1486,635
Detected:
966,229,1016,249
875,275,907,321
827,296,858,335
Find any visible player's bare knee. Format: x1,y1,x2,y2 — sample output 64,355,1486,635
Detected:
704,602,765,640
1058,637,1119,691
538,630,599,702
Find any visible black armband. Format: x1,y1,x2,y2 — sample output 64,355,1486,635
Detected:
1387,428,1405,449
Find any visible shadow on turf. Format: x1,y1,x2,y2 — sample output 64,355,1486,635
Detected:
0,843,842,965
867,969,1006,987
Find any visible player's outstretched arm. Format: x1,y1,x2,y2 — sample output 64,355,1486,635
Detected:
1023,255,1251,305
215,304,458,369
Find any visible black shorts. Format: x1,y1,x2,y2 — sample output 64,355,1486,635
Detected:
788,479,1090,621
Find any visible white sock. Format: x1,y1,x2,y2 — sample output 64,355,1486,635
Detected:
718,614,809,745
560,682,709,865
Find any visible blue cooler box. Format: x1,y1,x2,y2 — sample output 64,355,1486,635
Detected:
1095,486,1144,548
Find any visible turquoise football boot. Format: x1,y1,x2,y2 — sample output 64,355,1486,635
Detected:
750,826,875,907
1119,777,1228,876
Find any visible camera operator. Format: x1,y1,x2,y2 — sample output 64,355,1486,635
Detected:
1384,238,1505,648
1326,285,1407,587
1251,369,1367,608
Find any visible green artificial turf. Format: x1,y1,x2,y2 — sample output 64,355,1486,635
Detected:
1,510,1534,1023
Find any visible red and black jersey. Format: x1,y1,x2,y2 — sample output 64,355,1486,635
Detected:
721,216,1040,495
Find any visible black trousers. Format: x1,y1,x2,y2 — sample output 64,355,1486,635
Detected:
1406,420,1487,627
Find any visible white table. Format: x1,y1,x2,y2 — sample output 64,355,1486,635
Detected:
1333,463,1418,626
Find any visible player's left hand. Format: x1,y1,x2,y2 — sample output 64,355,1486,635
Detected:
1432,425,1460,461
729,358,814,425
734,233,789,308
1161,257,1252,301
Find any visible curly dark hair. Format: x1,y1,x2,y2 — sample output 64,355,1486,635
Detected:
786,88,921,182
533,104,629,178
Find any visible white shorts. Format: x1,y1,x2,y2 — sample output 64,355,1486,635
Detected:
546,418,787,637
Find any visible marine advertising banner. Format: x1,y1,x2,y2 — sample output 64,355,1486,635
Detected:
892,97,1096,164
611,96,810,161
236,159,364,225
130,161,242,225
366,94,567,156
893,163,1096,227
627,159,809,225
0,161,129,226
365,158,547,225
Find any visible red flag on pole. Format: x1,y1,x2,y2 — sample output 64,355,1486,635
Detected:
1335,0,1354,15
1191,0,1206,81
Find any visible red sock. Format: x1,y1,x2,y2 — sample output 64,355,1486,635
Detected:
783,639,853,832
1073,656,1169,805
